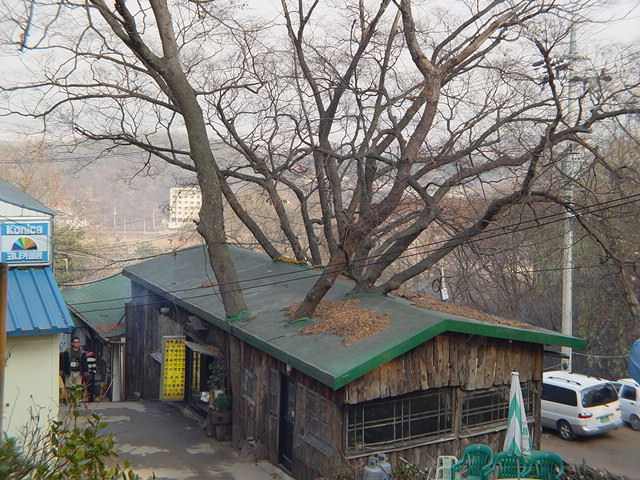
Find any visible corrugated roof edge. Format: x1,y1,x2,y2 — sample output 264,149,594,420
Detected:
8,326,71,337
123,267,586,391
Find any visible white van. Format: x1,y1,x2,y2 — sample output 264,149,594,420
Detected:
611,378,640,430
541,371,622,440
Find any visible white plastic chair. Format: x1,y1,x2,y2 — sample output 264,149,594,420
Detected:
435,455,458,480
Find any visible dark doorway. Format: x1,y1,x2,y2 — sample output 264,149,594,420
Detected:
278,374,296,472
185,347,213,416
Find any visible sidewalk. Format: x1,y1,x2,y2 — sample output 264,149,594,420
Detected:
90,401,292,480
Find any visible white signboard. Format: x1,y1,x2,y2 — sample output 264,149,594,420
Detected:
0,221,51,265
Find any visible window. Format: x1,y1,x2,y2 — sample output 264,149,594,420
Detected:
345,389,453,451
621,385,637,401
462,383,534,430
542,384,577,406
581,384,618,408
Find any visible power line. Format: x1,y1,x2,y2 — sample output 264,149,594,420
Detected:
66,193,640,307
68,190,640,288
66,193,640,313
68,261,631,315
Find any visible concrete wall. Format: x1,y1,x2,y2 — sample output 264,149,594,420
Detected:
2,334,60,440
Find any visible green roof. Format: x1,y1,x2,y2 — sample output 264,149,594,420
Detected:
123,246,585,390
63,274,130,340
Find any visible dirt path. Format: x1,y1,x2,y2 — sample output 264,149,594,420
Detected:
90,401,291,480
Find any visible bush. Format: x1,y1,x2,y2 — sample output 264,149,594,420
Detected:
0,386,142,480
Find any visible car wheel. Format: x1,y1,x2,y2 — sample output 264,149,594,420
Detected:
630,415,640,431
558,420,575,440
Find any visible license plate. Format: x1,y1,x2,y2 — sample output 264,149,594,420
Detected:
599,415,611,423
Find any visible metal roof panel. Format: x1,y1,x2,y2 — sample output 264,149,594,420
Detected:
63,274,130,340
7,267,73,336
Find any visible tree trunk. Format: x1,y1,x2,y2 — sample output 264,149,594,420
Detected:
160,65,247,315
292,249,348,319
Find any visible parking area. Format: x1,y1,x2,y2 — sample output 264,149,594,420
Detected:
542,426,640,478
89,401,291,480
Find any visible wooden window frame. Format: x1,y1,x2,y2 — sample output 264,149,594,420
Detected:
345,388,453,453
461,382,534,431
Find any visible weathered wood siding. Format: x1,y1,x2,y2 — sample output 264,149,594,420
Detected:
235,341,347,479
343,333,544,477
125,284,184,400
345,333,543,403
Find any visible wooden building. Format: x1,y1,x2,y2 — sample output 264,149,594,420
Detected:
123,246,583,479
63,274,130,401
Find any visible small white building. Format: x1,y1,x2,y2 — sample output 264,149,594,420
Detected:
0,179,73,440
168,186,201,229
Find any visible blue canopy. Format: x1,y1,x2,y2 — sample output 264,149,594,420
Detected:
630,340,640,385
7,266,73,336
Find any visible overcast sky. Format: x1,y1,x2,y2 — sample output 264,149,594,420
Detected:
0,0,638,141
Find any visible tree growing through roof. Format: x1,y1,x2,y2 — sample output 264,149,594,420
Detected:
1,0,639,320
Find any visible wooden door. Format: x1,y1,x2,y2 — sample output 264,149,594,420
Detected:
278,375,296,472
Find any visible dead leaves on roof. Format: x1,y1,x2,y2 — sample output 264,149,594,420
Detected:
405,294,533,329
290,299,390,345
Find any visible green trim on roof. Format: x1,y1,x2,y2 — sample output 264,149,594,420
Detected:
331,319,585,390
229,325,337,388
122,245,586,391
444,319,586,350
333,322,450,389
226,309,253,323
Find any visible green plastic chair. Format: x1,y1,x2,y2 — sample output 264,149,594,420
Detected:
527,450,565,480
484,451,534,479
452,444,493,480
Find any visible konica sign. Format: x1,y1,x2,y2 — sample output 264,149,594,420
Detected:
0,221,51,265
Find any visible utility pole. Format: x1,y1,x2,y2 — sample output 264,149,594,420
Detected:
0,263,8,435
113,206,117,230
561,25,578,372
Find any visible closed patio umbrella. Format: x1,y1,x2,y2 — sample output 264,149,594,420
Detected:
503,370,531,455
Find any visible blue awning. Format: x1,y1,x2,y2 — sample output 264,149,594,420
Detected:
7,267,73,336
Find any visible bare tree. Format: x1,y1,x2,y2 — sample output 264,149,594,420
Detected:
1,0,639,321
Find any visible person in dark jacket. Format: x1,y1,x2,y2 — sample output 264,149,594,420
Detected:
61,337,88,387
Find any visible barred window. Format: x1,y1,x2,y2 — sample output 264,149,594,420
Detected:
346,389,453,452
462,383,534,430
